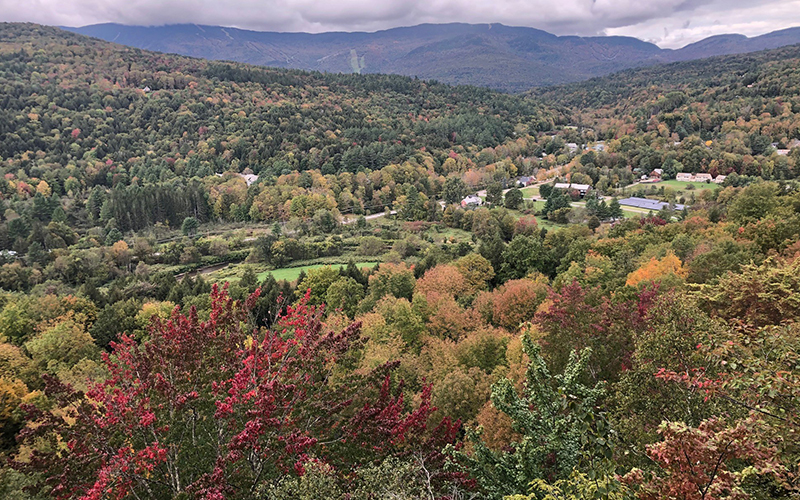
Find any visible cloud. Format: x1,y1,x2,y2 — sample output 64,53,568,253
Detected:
0,0,798,47
606,0,800,47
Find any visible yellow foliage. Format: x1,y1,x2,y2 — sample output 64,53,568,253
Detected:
136,301,177,326
0,376,28,422
36,180,51,196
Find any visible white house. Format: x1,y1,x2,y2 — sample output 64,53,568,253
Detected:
554,183,591,197
461,195,483,209
695,173,713,182
676,173,694,182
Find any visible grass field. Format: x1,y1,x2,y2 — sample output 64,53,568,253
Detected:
531,200,546,211
258,262,380,283
520,186,540,198
427,226,474,244
658,180,718,192
622,209,646,218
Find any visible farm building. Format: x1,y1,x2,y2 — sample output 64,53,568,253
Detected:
619,197,685,211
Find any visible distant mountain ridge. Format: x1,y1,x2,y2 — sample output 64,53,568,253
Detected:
63,23,800,92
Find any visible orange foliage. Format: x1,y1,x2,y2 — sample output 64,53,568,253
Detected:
475,401,521,451
626,253,686,287
416,265,471,305
473,278,550,331
426,296,473,340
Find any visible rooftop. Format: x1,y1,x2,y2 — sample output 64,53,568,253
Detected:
619,197,685,211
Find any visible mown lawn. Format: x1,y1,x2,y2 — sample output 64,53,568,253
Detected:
659,180,718,192
258,262,380,282
520,186,540,198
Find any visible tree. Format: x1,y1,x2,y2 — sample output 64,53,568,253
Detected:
542,190,571,217
454,253,495,293
608,198,623,220
364,263,416,305
535,281,655,383
296,266,343,305
312,209,338,234
499,235,544,281
15,286,458,499
505,188,523,210
181,216,200,236
611,294,725,458
450,332,610,498
24,318,99,376
625,253,686,288
587,215,601,232
699,257,800,327
550,207,572,224
325,277,365,318
486,183,503,206
104,228,123,246
473,278,549,330
727,182,779,225
623,417,786,500
442,177,468,205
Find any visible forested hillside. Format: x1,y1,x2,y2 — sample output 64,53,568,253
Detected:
65,22,800,92
0,22,799,500
0,22,557,233
527,42,800,190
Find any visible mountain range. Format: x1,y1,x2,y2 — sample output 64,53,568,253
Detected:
62,22,800,93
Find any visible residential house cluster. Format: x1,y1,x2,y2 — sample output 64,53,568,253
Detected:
675,172,726,184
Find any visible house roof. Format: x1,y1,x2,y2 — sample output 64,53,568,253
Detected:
619,197,685,211
554,183,591,191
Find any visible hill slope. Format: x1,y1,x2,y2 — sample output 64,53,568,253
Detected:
0,22,559,230
531,43,800,184
64,22,800,92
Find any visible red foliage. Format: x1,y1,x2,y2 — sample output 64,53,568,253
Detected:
535,280,658,380
640,216,668,226
624,417,785,500
14,285,460,499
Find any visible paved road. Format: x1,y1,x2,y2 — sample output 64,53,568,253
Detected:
341,210,397,225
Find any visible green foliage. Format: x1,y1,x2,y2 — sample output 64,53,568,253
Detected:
505,188,524,210
103,228,123,246
450,332,607,498
262,458,430,500
181,216,200,236
486,183,504,206
507,469,633,500
443,177,469,205
499,235,544,281
326,277,365,318
296,266,344,305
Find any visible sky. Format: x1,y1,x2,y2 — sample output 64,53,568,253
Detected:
1,0,799,48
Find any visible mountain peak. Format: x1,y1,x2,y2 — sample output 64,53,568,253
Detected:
64,22,800,92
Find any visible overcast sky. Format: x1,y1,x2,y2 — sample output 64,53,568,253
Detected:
1,0,799,48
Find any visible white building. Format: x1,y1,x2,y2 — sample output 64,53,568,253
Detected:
461,195,483,208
